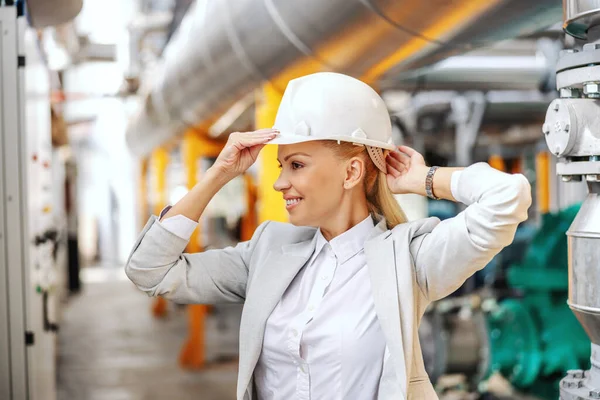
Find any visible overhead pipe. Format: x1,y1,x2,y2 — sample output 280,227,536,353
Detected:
391,90,555,128
124,11,172,92
379,39,562,92
374,1,562,80
126,0,561,157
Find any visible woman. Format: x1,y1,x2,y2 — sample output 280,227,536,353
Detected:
125,72,531,400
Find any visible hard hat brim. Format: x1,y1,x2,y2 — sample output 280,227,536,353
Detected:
266,133,396,151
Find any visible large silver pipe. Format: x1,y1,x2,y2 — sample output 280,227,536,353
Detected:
384,55,549,92
564,0,600,39
568,183,600,345
550,1,600,398
380,39,561,92
126,0,561,156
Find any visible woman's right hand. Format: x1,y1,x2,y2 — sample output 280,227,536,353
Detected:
211,128,279,181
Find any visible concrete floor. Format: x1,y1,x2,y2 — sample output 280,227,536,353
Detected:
57,268,240,400
56,268,542,400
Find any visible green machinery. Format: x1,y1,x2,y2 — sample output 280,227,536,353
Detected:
421,205,590,399
486,204,590,398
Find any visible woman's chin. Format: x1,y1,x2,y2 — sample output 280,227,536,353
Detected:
288,214,311,227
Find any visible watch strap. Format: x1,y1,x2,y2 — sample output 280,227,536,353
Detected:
425,166,440,200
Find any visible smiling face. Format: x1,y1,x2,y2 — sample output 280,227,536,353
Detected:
274,141,354,227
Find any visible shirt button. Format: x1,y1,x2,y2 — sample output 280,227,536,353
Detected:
321,275,328,280
300,365,306,373
292,329,298,337
308,305,315,312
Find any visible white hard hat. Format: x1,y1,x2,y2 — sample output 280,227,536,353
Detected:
267,72,395,172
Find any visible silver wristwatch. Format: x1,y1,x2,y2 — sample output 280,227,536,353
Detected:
425,166,440,200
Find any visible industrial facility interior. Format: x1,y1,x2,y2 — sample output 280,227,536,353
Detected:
2,0,600,399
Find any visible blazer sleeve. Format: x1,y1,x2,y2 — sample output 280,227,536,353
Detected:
124,216,270,304
409,162,532,301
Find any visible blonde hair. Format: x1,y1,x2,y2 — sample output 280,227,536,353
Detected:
322,141,407,229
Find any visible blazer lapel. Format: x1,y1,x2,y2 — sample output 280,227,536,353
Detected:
365,222,408,397
238,234,318,398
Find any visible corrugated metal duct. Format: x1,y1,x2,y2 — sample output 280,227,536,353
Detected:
126,0,561,156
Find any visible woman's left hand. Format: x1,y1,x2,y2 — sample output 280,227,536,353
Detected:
385,146,429,195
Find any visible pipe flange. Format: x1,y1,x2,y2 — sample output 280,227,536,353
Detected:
543,99,577,157
560,369,600,400
557,45,600,73
557,65,600,90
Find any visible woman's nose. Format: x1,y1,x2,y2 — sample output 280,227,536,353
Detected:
273,171,290,192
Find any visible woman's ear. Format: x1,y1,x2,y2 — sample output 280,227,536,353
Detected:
344,157,365,189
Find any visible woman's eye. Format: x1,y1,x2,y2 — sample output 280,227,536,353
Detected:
291,162,303,170
277,164,282,169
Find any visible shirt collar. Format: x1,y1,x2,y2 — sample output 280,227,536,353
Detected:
315,215,375,264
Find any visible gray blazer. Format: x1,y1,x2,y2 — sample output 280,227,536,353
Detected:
125,163,532,400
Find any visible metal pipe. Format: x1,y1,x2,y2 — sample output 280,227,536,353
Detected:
564,0,600,39
568,183,600,344
126,12,172,79
126,0,561,157
549,1,600,398
379,1,562,76
380,39,561,92
382,55,549,92
402,90,554,125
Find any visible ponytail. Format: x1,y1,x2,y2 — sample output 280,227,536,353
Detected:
366,171,407,229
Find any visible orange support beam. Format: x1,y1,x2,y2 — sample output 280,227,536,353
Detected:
179,129,226,369
150,147,170,216
536,151,551,214
150,147,170,318
179,304,208,369
488,154,506,172
241,173,258,241
139,157,150,229
256,84,289,223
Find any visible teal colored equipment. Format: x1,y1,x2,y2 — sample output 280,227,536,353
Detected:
485,204,590,399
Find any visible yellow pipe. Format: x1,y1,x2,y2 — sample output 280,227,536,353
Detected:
256,83,289,223
536,151,551,214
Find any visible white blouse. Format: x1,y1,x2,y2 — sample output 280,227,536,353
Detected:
254,215,384,400
160,214,385,399
158,171,463,400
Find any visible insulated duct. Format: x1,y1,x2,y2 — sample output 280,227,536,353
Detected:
380,39,561,93
126,0,562,156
